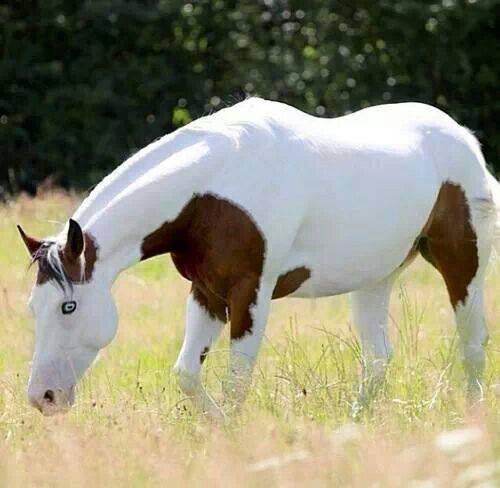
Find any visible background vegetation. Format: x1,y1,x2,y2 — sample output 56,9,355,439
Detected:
1,0,499,195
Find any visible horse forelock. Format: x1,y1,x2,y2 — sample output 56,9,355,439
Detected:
31,241,72,293
31,233,98,292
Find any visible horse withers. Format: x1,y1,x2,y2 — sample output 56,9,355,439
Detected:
19,98,500,417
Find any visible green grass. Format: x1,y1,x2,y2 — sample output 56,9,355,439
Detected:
0,191,499,487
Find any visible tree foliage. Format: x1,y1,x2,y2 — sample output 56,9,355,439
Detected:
1,0,498,194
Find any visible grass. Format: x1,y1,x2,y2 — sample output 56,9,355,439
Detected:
0,190,499,487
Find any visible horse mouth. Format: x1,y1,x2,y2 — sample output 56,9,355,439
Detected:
40,401,72,416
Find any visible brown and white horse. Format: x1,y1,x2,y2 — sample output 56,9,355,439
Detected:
19,98,500,417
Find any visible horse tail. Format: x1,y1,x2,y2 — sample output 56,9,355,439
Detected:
462,127,500,256
487,170,500,255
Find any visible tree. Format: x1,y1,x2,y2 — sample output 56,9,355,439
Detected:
1,0,498,195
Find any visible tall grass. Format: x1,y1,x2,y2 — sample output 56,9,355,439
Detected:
0,192,498,487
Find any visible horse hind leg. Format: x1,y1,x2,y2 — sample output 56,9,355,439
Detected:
351,275,395,410
419,182,494,399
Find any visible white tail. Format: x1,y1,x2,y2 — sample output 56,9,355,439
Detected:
487,171,500,254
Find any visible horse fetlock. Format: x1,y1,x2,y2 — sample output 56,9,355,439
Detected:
458,344,485,404
200,397,226,422
174,365,225,419
367,357,390,376
223,369,251,407
173,366,200,396
466,377,484,404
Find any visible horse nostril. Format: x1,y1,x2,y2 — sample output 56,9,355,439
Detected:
43,389,55,403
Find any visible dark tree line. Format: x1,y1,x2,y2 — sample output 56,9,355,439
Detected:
1,0,498,195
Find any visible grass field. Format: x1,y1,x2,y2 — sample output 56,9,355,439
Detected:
0,191,499,487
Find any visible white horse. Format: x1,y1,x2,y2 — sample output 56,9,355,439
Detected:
19,98,499,417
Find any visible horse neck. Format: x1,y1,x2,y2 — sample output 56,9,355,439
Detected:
81,136,225,282
73,126,206,228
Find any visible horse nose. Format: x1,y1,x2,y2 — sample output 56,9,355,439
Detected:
28,386,75,415
28,389,58,414
43,389,55,403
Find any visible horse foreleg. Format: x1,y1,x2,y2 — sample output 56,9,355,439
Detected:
174,288,226,419
224,277,272,413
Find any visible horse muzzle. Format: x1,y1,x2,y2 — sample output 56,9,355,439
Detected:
28,385,75,416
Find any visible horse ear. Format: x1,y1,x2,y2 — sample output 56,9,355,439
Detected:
17,225,44,257
64,219,84,261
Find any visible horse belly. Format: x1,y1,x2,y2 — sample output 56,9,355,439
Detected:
283,163,440,297
286,226,414,298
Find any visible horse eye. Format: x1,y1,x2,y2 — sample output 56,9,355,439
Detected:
61,301,77,315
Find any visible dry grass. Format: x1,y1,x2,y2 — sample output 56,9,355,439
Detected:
0,191,499,487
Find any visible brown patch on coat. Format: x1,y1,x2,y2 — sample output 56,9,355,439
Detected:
142,194,265,339
191,285,227,323
418,182,478,308
272,266,311,298
36,232,98,285
227,275,261,340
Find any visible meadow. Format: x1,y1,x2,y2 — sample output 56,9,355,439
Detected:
0,191,498,487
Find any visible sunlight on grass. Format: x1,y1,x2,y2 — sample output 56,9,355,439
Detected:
0,192,498,487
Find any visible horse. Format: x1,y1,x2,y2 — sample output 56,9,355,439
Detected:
19,98,500,417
